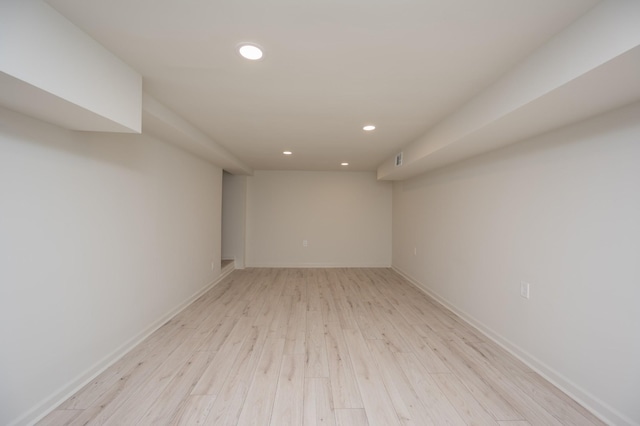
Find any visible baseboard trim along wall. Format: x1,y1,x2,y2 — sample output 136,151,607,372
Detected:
20,270,233,426
392,266,635,426
246,263,392,268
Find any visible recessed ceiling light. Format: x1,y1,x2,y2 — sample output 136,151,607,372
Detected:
238,43,263,60
363,125,376,131
341,162,349,166
283,151,292,155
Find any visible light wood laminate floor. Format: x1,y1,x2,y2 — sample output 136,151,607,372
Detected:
39,268,604,426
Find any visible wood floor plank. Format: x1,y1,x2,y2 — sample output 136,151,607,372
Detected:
414,324,524,421
206,382,249,426
270,353,305,426
64,326,190,425
393,351,467,425
39,268,604,426
307,268,322,312
391,319,450,372
324,320,364,409
169,279,233,329
236,335,285,425
191,316,254,395
285,273,307,341
343,328,402,426
367,339,436,426
238,269,272,317
36,409,81,425
284,271,308,355
253,269,286,327
271,291,293,338
171,394,216,426
328,270,361,330
466,342,604,425
469,341,533,374
202,325,269,425
100,344,208,425
447,338,565,425
305,310,330,378
335,409,369,426
284,329,307,356
58,320,184,411
431,373,500,426
526,372,606,426
367,270,444,329
137,350,214,424
197,315,240,353
318,269,341,324
363,299,414,353
304,378,336,426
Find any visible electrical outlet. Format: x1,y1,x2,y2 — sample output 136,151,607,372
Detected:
520,281,530,299
414,247,417,256
303,239,308,247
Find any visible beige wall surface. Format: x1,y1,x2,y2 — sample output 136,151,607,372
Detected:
0,107,223,426
392,102,640,426
246,170,392,267
222,172,247,268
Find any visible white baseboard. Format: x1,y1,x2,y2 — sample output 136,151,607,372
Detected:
392,265,636,426
219,261,236,277
245,262,391,268
16,272,232,426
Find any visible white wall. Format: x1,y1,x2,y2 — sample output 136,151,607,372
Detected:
0,1,142,132
246,170,392,267
222,172,247,268
392,102,640,426
377,0,640,181
0,107,223,426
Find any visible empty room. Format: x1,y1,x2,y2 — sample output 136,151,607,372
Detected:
1,0,639,425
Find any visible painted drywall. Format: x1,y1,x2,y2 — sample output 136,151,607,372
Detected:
222,172,247,268
378,0,640,180
0,1,142,132
142,94,252,175
246,170,392,267
392,102,640,426
0,106,222,426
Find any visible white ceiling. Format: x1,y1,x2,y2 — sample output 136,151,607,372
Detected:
47,0,599,172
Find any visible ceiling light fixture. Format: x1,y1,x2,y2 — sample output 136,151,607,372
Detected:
341,162,349,166
363,125,376,131
283,151,292,155
238,43,263,60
